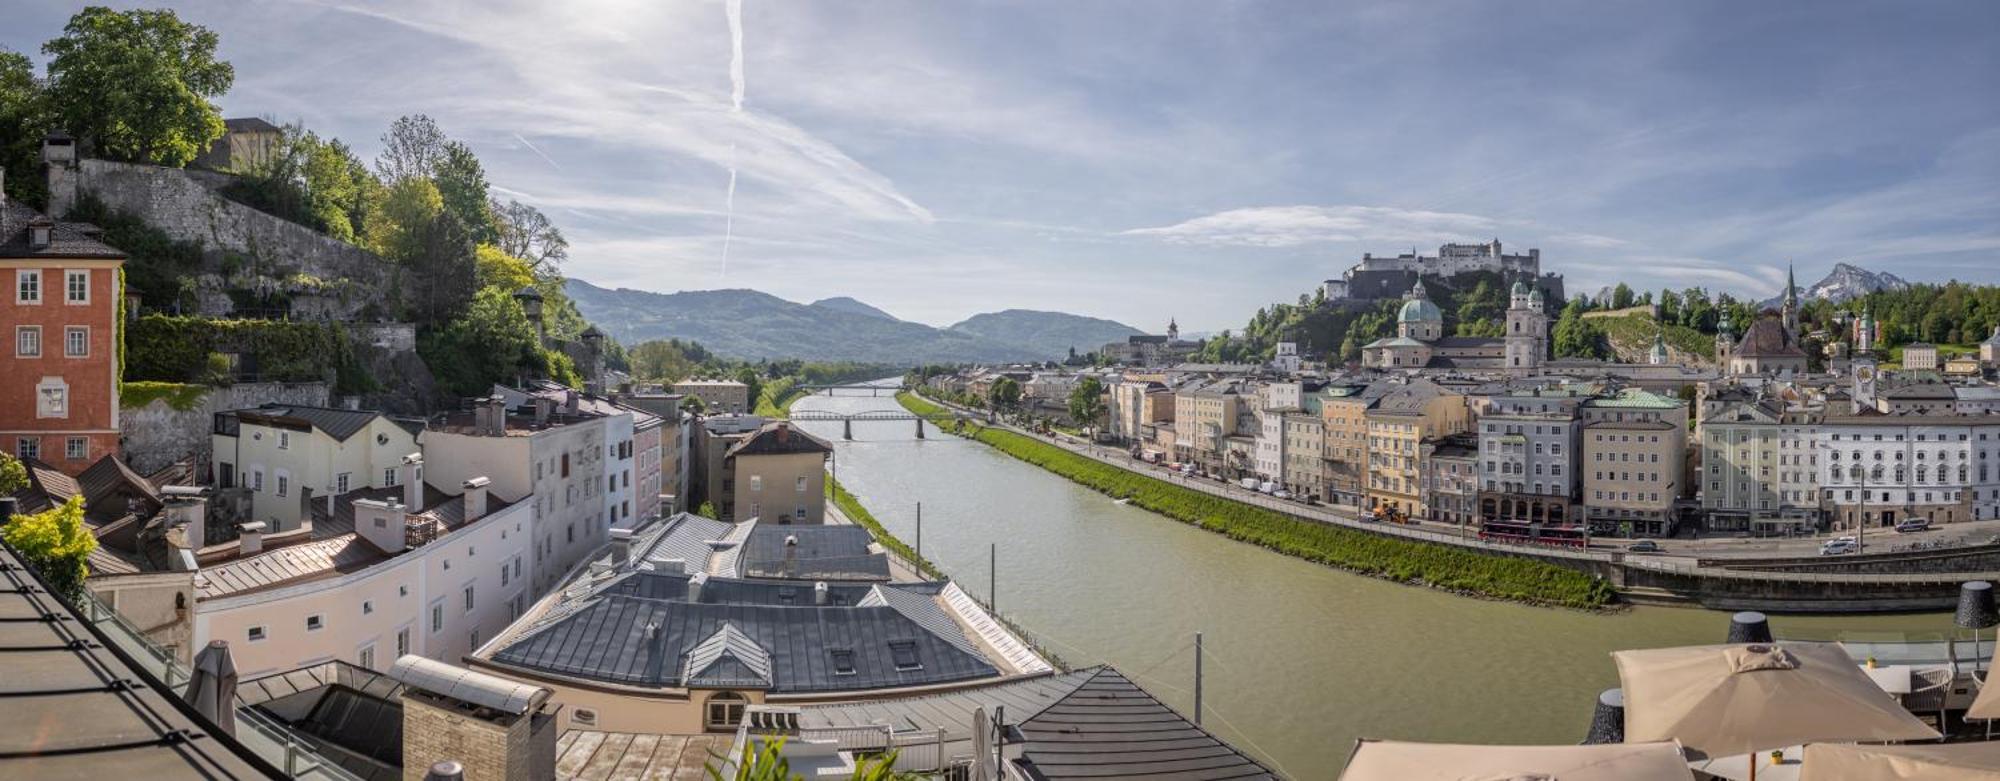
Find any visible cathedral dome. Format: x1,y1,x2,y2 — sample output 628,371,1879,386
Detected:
1399,297,1443,324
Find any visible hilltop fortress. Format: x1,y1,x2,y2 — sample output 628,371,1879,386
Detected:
1323,239,1565,303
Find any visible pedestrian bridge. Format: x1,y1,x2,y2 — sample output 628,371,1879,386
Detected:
797,384,902,396
789,408,967,439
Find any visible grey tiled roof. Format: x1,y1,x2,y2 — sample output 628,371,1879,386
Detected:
489,571,997,693
739,524,889,581
635,512,736,571
0,202,124,259
1014,667,1277,780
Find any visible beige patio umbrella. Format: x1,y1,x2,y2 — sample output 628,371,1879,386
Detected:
1339,739,1695,781
1800,742,2000,780
1968,674,2000,720
1614,642,1939,779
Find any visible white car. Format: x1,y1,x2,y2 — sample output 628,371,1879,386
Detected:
1820,540,1860,556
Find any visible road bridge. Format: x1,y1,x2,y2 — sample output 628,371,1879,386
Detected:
789,408,968,439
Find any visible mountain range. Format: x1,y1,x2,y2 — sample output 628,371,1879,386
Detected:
566,280,1145,363
1762,263,1910,308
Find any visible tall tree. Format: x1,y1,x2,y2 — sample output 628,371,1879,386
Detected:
492,198,569,272
988,377,1022,409
41,7,233,167
375,114,446,183
417,286,541,396
435,140,497,243
1068,376,1106,428
0,48,49,207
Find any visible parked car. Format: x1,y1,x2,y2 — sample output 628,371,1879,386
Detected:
1273,490,1291,500
1627,540,1662,553
1258,481,1277,494
1895,519,1932,533
1239,477,1260,491
1821,540,1861,555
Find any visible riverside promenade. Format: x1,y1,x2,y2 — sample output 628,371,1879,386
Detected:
899,388,2000,613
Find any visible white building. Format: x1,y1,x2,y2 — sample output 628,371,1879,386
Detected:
210,405,421,532
1818,414,2000,528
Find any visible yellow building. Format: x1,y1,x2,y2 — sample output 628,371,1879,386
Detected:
1363,379,1469,517
1319,383,1392,506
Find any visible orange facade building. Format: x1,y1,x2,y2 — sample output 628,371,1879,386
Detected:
2,192,125,475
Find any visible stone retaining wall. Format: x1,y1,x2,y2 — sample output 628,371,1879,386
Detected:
120,381,330,474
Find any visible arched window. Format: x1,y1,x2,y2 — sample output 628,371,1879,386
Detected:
705,691,749,731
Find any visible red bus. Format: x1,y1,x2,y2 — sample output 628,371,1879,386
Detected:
1478,520,1589,549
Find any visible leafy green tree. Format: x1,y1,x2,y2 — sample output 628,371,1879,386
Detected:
493,199,569,273
734,366,764,410
475,245,536,291
419,286,541,396
0,453,27,494
1068,376,1106,427
41,7,233,167
1610,283,1636,309
1552,298,1611,359
3,496,95,602
436,141,498,243
988,377,1022,409
0,48,50,208
695,500,717,518
226,122,378,241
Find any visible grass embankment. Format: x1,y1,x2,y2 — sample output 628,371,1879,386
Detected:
898,391,1616,609
753,377,810,417
826,475,945,580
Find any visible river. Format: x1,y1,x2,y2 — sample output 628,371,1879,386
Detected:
791,382,1952,776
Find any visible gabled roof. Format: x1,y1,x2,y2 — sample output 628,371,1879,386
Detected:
0,202,124,259
1013,667,1276,780
10,458,80,515
224,403,394,442
681,623,774,689
739,524,889,581
724,422,833,459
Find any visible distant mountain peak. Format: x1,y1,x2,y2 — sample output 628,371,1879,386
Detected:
810,296,901,322
1764,263,1909,308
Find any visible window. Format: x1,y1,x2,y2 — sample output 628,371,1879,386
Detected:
278,431,290,449
362,600,374,615
65,437,86,461
306,614,324,631
63,326,86,357
888,640,922,671
65,270,88,303
705,692,748,731
383,467,398,486
16,438,38,461
275,473,289,498
358,645,375,670
336,472,351,494
431,602,444,633
396,627,410,656
16,270,40,303
828,649,856,675
16,326,40,357
248,625,267,642
750,475,762,492
796,476,807,493
463,585,475,612
250,469,265,492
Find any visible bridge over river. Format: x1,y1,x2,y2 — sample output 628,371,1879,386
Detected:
789,407,969,440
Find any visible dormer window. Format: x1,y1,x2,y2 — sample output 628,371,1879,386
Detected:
27,218,53,249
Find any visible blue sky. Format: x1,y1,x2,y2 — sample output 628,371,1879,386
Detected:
6,1,1997,331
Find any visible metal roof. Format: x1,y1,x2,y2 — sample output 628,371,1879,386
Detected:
681,623,774,688
1013,667,1277,780
488,578,998,693
0,540,276,779
388,655,549,715
739,524,890,581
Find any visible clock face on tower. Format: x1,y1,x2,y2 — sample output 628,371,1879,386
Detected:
1858,366,1875,381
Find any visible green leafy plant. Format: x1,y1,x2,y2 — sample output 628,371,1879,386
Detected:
3,496,96,603
0,453,26,495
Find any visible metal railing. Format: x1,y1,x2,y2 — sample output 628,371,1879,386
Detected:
75,592,364,780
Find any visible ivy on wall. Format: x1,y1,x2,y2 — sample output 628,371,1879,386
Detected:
124,314,374,392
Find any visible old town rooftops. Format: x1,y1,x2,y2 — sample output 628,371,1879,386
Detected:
217,403,419,442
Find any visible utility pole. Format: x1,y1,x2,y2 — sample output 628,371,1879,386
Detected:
990,543,997,614
916,502,923,561
1194,631,1205,726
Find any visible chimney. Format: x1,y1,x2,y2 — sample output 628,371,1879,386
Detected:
564,390,580,415
485,395,509,436
472,401,493,437
354,499,407,554
401,454,424,510
783,534,798,576
813,581,828,605
462,476,490,522
609,527,633,566
161,486,211,552
391,656,556,781
237,521,266,555
687,571,708,603
533,397,553,426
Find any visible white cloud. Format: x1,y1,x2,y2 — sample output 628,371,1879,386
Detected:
1121,205,1501,248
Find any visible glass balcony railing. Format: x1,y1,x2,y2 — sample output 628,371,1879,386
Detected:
74,591,365,780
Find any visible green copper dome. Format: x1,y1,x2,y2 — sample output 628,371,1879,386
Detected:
1399,297,1443,323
